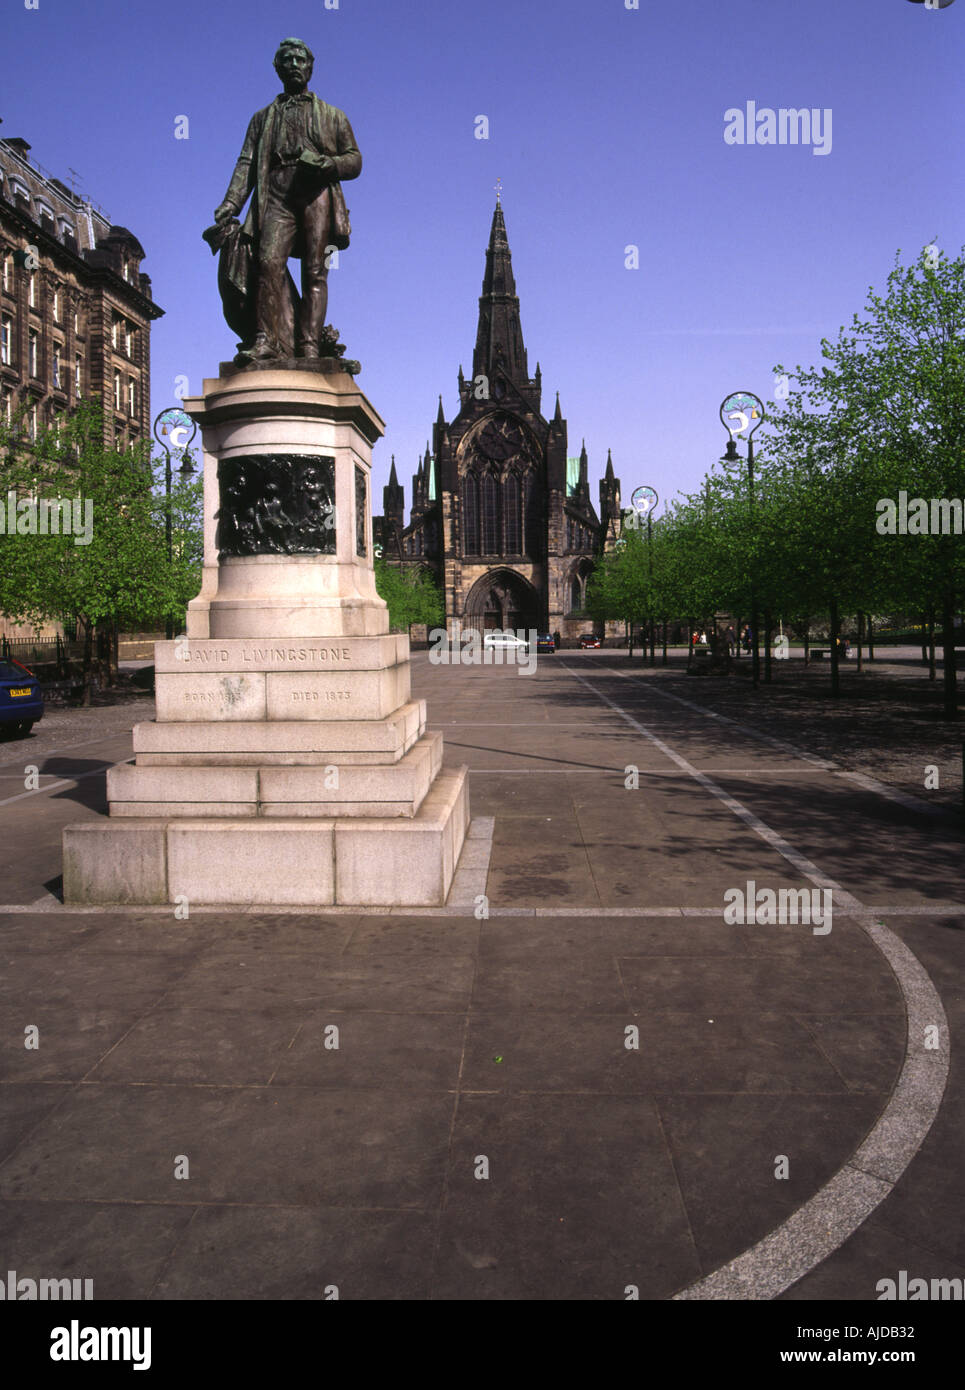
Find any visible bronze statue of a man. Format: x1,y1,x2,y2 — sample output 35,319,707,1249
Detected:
209,38,361,363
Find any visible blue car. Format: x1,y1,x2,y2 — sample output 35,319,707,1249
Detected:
0,658,45,736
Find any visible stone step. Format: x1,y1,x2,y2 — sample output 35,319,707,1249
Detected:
132,699,426,765
108,732,443,819
64,766,470,907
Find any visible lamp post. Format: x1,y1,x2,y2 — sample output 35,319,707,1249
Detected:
720,391,764,688
630,486,659,665
153,406,198,641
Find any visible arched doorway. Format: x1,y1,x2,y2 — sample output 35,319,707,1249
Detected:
463,568,540,636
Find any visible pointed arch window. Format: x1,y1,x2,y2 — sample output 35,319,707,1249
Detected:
481,470,499,554
503,472,521,554
463,472,480,555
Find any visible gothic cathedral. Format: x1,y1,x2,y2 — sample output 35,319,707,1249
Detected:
375,203,623,640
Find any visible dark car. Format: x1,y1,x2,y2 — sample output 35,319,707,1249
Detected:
0,658,44,737
536,633,555,653
578,633,601,649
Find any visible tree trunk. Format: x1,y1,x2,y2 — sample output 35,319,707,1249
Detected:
763,610,772,683
662,618,668,666
626,620,632,659
856,610,864,674
928,612,936,681
830,596,840,698
941,591,958,721
867,615,874,661
803,615,810,666
734,614,741,659
921,616,929,666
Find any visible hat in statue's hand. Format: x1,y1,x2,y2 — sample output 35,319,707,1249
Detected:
203,218,240,253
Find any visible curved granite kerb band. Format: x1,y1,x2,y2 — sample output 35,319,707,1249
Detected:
674,919,950,1299
559,667,950,1303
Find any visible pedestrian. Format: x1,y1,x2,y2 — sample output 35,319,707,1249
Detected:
553,629,561,650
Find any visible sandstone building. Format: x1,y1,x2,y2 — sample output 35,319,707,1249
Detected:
0,133,162,453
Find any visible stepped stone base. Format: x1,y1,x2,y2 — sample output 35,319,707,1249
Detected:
61,367,471,908
132,699,427,766
64,767,469,907
108,731,443,818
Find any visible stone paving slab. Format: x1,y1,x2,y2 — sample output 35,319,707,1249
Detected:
0,655,961,1299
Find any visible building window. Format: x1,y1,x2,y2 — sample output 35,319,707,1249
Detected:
114,369,122,411
503,473,521,554
1,315,11,365
73,305,80,335
52,288,61,321
28,404,38,441
28,329,38,378
128,376,136,417
53,343,62,390
481,472,499,554
28,274,36,308
1,254,10,293
523,470,541,555
125,323,135,357
74,354,82,397
1,386,11,425
111,316,120,350
462,474,479,555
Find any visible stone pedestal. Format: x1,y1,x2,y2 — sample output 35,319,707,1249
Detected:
63,366,469,907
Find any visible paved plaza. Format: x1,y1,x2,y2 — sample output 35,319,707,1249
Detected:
0,652,962,1300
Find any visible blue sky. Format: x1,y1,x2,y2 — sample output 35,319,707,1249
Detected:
2,0,963,518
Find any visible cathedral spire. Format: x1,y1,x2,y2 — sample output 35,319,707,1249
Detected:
605,448,615,483
473,202,529,388
388,455,399,488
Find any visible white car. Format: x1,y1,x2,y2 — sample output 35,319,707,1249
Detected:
483,630,529,651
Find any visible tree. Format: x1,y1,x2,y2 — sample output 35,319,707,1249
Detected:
0,399,203,702
769,244,965,715
373,556,444,634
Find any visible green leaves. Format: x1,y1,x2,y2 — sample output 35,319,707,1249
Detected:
373,556,445,632
0,398,203,636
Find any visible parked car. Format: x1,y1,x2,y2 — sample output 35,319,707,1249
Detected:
0,658,45,737
483,630,529,651
535,633,555,653
578,633,601,649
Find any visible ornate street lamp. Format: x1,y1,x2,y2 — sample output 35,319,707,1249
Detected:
630,486,659,664
720,391,764,687
153,406,198,639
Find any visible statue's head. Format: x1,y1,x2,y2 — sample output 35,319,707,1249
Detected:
274,38,314,88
